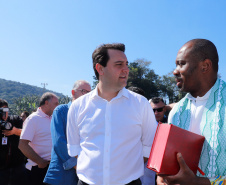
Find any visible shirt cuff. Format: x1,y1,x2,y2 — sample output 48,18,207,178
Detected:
143,145,151,158
63,157,77,170
67,144,81,157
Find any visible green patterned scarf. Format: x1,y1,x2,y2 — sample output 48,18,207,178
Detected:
171,78,226,177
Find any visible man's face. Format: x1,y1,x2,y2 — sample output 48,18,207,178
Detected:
73,82,91,100
100,49,129,91
150,102,166,122
21,113,27,122
173,42,202,96
1,106,8,121
47,96,59,115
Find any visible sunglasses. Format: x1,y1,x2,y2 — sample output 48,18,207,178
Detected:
153,106,164,113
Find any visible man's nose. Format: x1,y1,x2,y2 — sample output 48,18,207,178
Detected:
173,66,179,76
122,65,129,73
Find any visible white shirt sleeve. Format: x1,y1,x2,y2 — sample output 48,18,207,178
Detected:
141,99,158,158
66,101,81,157
20,117,35,141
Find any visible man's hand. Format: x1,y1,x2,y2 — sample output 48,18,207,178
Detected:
157,153,211,185
156,176,168,185
37,158,49,168
2,127,21,136
19,139,49,168
144,157,148,163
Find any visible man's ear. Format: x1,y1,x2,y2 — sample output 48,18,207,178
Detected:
71,90,75,96
163,106,167,113
201,59,212,73
96,63,104,76
45,100,49,106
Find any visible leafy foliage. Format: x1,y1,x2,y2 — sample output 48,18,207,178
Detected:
127,59,160,100
160,72,186,103
9,95,71,115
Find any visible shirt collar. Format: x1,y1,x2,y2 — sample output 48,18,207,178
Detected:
37,107,52,118
187,85,213,101
90,84,129,101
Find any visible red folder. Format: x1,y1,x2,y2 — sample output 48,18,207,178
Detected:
147,123,205,175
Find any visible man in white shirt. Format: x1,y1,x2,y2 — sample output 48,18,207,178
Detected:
67,43,157,185
19,92,59,185
157,39,226,185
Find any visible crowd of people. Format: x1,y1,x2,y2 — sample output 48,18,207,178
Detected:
0,38,225,185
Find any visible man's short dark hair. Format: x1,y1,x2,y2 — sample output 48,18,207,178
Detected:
22,111,30,117
0,99,8,108
39,92,57,107
128,86,145,96
92,43,125,80
150,97,165,104
188,39,219,72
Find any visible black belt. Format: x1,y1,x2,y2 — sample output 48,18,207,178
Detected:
78,178,141,185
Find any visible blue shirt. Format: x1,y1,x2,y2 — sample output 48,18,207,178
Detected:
44,102,78,185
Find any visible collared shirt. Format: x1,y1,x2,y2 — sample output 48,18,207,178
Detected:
67,87,157,185
20,107,52,170
44,102,78,185
168,87,212,135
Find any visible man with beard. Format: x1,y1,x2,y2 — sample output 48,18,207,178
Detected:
157,39,226,185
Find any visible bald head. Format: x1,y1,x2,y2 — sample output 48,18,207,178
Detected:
71,80,91,100
184,39,218,73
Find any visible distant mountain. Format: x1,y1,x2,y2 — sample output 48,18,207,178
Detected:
0,78,65,104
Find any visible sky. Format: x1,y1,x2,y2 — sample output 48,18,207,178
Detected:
1,0,226,96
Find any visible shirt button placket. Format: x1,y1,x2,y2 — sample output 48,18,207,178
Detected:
104,102,111,185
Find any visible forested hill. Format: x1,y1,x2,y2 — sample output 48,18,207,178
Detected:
0,78,64,104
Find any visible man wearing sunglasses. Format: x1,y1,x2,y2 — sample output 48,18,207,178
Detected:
150,97,167,123
44,80,91,185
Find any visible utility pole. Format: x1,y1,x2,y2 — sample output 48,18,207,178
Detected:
41,83,48,90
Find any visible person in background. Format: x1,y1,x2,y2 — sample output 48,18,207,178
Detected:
67,43,157,185
128,87,156,185
19,92,59,185
128,86,145,97
44,80,91,185
0,99,28,185
157,39,226,184
149,97,167,123
21,111,30,122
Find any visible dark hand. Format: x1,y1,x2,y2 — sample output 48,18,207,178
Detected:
38,159,49,168
158,153,197,185
2,126,16,136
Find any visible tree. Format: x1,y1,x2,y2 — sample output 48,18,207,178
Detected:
160,72,186,103
10,95,40,115
92,76,98,89
59,96,71,104
127,59,160,100
10,95,71,116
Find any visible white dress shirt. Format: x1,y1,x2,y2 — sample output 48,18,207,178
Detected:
67,87,157,185
168,87,212,135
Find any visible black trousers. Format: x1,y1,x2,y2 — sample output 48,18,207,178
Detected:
0,163,28,185
78,178,141,185
26,165,49,185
